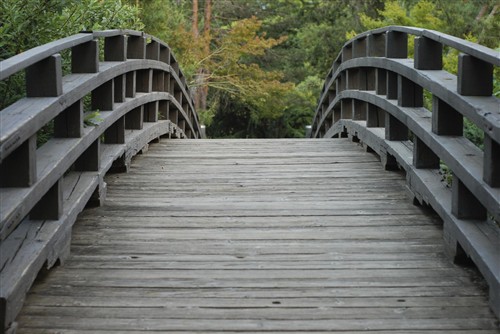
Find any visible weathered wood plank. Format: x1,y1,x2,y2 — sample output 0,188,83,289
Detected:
15,139,499,332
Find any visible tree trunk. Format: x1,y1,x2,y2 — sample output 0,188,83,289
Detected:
193,0,201,110
192,0,199,38
476,4,488,20
200,0,212,110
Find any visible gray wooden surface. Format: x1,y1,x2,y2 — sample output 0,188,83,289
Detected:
15,139,499,333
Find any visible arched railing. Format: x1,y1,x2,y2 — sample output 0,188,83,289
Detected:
311,26,500,316
0,30,203,330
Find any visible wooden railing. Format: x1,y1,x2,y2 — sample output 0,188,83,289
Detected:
0,30,203,331
310,26,500,317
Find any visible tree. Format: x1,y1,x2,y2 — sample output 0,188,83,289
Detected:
0,0,143,110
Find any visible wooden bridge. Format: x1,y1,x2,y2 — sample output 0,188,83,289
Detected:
1,27,499,333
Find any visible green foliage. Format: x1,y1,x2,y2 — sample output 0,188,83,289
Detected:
464,119,485,150
0,0,143,110
36,121,54,147
355,0,497,151
84,111,103,127
439,161,453,187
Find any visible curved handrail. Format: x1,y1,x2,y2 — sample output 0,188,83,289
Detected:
0,30,203,330
311,26,500,317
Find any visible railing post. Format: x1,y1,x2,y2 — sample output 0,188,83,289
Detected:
92,80,114,111
347,69,360,89
413,137,439,169
126,106,144,130
352,37,367,58
105,35,127,61
366,104,384,128
452,176,487,220
127,36,146,59
30,179,62,220
0,135,36,187
71,40,99,73
414,37,442,70
386,72,398,100
375,69,386,95
137,69,153,93
431,97,463,136
75,140,100,171
126,72,136,98
385,31,407,58
104,117,125,144
144,101,159,122
341,99,353,120
26,54,62,97
398,75,423,107
146,40,160,60
114,75,126,103
457,54,493,96
367,33,385,57
160,45,171,64
483,135,500,187
159,100,169,120
342,43,353,62
353,100,367,120
385,114,408,141
153,71,165,92
54,100,83,138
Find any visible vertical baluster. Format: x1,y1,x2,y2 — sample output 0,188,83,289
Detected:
457,54,493,96
72,40,99,73
0,136,37,187
104,35,127,61
414,37,442,70
26,54,62,97
483,135,500,187
30,179,62,220
431,97,463,136
54,100,83,138
452,176,487,220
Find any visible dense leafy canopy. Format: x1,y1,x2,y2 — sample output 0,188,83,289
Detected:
1,0,498,138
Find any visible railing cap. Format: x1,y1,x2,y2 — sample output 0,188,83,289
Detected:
0,33,93,80
341,25,500,66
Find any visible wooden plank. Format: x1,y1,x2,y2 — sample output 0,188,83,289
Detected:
15,138,499,332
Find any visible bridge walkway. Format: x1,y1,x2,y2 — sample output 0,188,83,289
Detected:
15,139,499,333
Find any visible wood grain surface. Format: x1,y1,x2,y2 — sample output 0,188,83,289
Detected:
16,138,499,333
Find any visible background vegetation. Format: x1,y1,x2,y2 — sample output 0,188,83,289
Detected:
1,0,498,140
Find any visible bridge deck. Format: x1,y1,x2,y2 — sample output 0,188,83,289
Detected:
16,139,499,333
